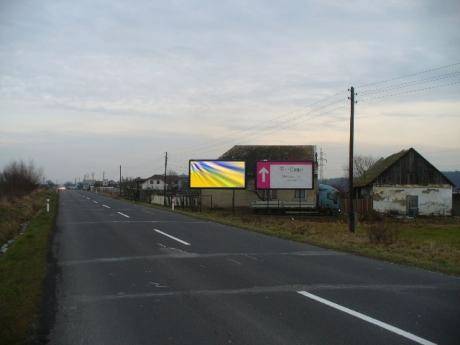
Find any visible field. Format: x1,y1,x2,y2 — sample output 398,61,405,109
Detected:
0,189,58,345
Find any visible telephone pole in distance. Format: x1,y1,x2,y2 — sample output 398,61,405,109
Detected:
348,86,356,233
119,165,122,196
163,152,168,206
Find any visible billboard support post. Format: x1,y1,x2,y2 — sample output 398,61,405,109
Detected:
267,191,269,211
232,190,235,215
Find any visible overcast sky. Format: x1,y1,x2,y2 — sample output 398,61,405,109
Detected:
1,0,459,182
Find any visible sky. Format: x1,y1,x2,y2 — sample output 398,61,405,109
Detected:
1,0,459,182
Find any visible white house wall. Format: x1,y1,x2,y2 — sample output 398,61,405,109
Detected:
372,185,452,216
141,179,165,190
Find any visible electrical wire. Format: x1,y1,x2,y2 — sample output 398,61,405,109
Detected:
357,62,460,89
171,90,345,156
359,71,460,96
359,80,460,103
167,102,347,171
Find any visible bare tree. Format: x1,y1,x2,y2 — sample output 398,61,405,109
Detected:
0,160,43,199
343,155,378,179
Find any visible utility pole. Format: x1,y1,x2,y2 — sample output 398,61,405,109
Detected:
119,165,122,196
348,86,356,233
163,152,168,206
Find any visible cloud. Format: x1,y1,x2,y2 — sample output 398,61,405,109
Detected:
0,0,459,180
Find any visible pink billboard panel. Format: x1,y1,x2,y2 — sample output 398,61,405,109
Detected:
256,161,313,190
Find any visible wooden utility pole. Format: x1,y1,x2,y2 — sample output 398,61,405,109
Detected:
163,152,168,206
348,86,356,233
119,165,122,196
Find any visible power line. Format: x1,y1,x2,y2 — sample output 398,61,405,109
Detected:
359,71,460,96
171,91,345,157
167,102,347,170
359,80,460,103
357,62,460,88
170,102,346,160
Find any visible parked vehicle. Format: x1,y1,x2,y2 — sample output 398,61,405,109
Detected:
318,184,341,214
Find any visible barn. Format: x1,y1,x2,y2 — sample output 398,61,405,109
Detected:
355,148,454,216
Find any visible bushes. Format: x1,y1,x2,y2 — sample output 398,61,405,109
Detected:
0,160,42,199
367,221,399,245
0,190,48,246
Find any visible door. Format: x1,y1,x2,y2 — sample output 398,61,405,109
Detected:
406,195,419,216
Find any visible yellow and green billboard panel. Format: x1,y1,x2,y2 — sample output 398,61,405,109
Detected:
189,160,246,189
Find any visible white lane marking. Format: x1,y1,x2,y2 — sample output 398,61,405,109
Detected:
297,291,436,345
154,229,190,246
117,212,130,218
93,200,98,204
227,258,242,265
86,197,90,200
102,204,111,209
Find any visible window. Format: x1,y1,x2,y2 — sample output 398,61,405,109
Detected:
295,189,306,200
156,180,160,184
150,180,153,184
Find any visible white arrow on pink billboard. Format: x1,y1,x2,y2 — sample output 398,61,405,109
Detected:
259,167,269,183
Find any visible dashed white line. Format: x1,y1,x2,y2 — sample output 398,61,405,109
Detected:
117,212,130,218
154,229,191,246
297,291,436,345
93,200,98,204
102,204,111,209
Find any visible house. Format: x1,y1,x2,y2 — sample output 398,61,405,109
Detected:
355,148,454,216
139,175,167,191
200,145,318,210
138,174,188,192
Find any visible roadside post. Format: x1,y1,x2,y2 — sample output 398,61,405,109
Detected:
46,198,50,213
172,196,175,211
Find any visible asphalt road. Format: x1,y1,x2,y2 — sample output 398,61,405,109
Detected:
45,190,460,345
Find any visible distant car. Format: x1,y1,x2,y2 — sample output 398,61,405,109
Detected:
57,186,66,191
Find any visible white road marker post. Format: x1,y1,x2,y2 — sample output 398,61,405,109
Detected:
172,196,175,211
46,198,50,213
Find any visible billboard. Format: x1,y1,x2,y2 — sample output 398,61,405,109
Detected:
189,160,246,189
256,161,313,189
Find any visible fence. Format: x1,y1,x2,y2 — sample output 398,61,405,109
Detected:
127,189,202,210
341,198,373,215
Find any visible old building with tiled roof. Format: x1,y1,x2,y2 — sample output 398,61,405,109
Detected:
355,148,454,216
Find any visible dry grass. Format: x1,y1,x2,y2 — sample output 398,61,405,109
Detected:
0,189,49,247
0,190,57,345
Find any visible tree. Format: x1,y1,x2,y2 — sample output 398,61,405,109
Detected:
343,155,378,179
0,160,43,199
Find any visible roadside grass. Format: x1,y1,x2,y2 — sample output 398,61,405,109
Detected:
110,194,460,276
0,190,58,345
0,189,50,247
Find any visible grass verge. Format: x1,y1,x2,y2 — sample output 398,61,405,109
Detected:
112,194,460,276
0,190,51,247
0,189,58,345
